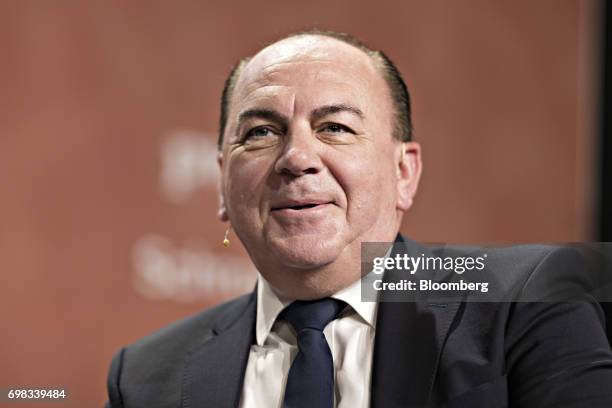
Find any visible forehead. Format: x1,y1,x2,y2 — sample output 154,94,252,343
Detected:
232,35,389,111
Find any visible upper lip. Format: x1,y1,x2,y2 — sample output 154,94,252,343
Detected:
270,198,333,211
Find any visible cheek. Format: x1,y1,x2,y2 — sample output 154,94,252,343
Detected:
331,150,397,214
225,153,273,213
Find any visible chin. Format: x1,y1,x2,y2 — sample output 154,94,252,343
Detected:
264,232,345,269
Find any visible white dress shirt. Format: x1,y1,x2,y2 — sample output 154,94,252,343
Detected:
239,274,378,408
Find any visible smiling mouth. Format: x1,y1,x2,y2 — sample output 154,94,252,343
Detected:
271,202,332,212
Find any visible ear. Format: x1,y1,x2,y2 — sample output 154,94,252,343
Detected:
217,152,229,222
396,141,422,211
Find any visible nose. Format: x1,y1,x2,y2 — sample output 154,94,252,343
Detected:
274,125,323,177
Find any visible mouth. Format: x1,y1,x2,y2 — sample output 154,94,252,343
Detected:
271,201,333,212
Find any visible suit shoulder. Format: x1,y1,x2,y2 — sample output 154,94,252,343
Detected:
435,242,559,261
434,243,578,293
434,243,561,270
483,244,585,288
106,293,255,406
125,292,254,361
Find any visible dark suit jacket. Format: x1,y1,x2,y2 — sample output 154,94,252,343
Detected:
105,236,612,407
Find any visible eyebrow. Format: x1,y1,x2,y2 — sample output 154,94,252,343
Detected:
310,104,364,122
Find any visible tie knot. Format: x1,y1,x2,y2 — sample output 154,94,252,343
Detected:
280,298,346,332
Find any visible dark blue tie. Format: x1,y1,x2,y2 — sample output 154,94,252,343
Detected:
279,298,346,408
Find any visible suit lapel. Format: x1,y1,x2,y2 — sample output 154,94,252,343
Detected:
182,291,256,408
370,236,462,408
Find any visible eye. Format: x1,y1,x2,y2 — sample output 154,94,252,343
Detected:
320,123,352,133
245,126,275,139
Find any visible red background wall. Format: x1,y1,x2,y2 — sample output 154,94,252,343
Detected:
0,1,600,406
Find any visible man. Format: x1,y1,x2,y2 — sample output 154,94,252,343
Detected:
105,30,612,407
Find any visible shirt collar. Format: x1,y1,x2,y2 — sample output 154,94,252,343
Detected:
255,273,378,346
255,274,292,346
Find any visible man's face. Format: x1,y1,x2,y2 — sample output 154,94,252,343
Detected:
218,36,421,297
